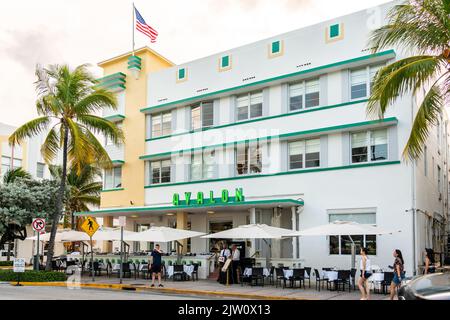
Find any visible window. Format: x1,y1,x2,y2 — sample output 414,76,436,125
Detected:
219,55,232,71
151,112,172,138
104,166,122,189
268,40,284,58
350,64,383,100
1,156,22,175
191,102,214,130
105,122,122,146
288,139,320,170
351,129,388,164
177,68,187,82
329,24,340,38
271,41,280,54
236,142,262,175
190,149,216,181
328,213,377,255
236,92,263,121
150,160,171,184
36,163,45,178
289,78,320,111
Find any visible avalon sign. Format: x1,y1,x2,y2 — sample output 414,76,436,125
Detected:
173,188,244,206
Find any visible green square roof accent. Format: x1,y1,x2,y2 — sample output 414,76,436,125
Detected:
178,68,186,79
330,24,340,38
272,41,280,54
221,55,230,68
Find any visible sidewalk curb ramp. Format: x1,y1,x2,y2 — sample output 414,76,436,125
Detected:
10,281,314,300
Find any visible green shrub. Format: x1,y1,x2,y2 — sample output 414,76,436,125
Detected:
0,270,67,282
0,261,13,267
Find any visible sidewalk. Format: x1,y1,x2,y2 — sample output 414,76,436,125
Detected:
18,276,390,300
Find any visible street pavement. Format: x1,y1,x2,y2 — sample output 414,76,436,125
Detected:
0,283,213,300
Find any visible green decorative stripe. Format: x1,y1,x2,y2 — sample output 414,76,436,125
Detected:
111,160,125,165
97,72,127,92
98,72,126,82
145,161,401,189
103,114,125,121
76,198,305,216
128,56,142,62
101,188,124,193
145,99,368,142
140,50,395,113
140,117,398,160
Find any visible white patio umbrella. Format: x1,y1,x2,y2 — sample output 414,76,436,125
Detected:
26,230,90,242
124,226,205,243
285,221,402,269
201,224,294,239
92,228,137,241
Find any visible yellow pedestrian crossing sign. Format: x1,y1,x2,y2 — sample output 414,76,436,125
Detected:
81,216,99,237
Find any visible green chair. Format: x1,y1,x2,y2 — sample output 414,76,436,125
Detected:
189,260,194,265
196,261,202,267
182,260,187,265
168,260,173,266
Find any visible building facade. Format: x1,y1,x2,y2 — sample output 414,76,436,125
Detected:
81,1,449,276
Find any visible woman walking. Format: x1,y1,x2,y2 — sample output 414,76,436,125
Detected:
424,248,436,274
389,249,405,300
358,247,372,300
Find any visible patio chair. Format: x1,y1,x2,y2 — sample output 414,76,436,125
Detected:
304,267,312,288
107,261,119,278
250,267,264,287
350,268,357,290
335,270,351,292
314,269,326,291
376,272,394,294
275,267,287,288
140,263,150,279
173,264,185,281
191,263,199,281
121,262,132,278
265,266,275,285
289,268,305,289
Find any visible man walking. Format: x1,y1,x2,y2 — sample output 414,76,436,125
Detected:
150,244,163,287
231,244,240,284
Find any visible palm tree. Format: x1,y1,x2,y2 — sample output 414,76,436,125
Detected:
367,0,450,160
49,164,102,229
2,167,32,184
9,64,123,270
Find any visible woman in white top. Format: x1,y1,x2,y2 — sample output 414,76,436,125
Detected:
357,247,372,300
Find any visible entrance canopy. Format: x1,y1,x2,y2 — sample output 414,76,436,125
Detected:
75,198,304,218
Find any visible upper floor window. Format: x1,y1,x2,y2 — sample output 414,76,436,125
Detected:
219,55,232,71
351,129,388,164
152,111,171,138
1,156,21,175
289,78,320,111
36,162,45,179
177,67,187,82
289,138,320,170
236,141,262,175
236,92,263,121
104,166,122,189
150,160,171,184
191,149,216,181
191,102,214,130
105,122,122,146
350,64,383,100
268,40,284,58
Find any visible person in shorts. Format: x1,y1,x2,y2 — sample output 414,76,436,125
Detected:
150,244,163,287
358,247,372,300
389,249,405,300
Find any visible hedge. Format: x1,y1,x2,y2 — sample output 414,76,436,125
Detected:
0,270,67,282
0,261,13,267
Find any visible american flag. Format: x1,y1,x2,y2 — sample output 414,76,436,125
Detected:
134,6,158,43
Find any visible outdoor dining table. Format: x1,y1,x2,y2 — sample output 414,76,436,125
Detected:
243,267,270,277
323,270,339,282
283,269,309,279
167,265,195,278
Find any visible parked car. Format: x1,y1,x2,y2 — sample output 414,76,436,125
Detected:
398,273,450,300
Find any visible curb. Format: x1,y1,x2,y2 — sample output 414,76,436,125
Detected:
11,281,313,300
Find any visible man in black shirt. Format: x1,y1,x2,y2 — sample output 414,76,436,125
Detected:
150,244,163,287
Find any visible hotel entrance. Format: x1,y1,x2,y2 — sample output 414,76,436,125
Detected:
208,221,233,254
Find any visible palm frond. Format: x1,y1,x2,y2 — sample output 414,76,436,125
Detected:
74,89,118,115
8,117,51,146
367,55,443,118
77,114,124,145
41,125,61,164
403,84,443,160
2,168,32,184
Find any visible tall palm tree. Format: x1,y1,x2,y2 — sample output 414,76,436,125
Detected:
49,164,102,230
2,167,32,184
9,64,124,270
367,0,450,160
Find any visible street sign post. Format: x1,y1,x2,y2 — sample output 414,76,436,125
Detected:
32,218,45,271
13,258,25,286
80,217,99,282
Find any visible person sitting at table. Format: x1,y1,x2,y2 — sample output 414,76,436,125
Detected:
424,248,436,274
231,244,240,284
150,244,164,288
217,242,231,284
357,247,372,300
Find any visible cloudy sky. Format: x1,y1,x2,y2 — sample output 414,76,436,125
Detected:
0,0,390,126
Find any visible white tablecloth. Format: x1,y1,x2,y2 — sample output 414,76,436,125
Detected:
323,271,338,281
369,272,384,282
243,268,270,277
283,269,309,278
167,265,194,278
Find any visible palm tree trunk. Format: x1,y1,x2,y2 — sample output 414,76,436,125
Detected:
45,124,68,271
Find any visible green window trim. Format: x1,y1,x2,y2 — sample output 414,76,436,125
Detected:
330,24,340,38
144,161,401,189
178,68,186,80
140,117,398,160
272,41,281,54
140,50,395,113
145,99,368,142
221,55,230,68
101,188,125,193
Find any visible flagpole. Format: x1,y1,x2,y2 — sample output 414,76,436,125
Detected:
132,2,135,56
